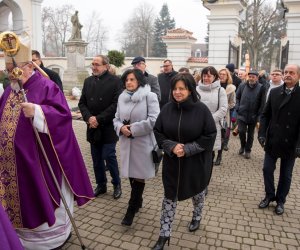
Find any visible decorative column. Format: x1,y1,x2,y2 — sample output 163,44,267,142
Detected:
63,40,89,93
31,0,43,54
282,0,300,65
203,0,246,69
162,28,197,70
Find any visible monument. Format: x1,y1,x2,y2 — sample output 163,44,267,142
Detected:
63,11,88,94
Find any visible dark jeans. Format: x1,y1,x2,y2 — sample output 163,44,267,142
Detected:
263,152,295,204
91,143,120,187
238,120,256,152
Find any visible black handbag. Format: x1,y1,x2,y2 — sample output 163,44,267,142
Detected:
152,144,163,164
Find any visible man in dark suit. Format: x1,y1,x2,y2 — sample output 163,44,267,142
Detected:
31,50,63,91
78,55,122,199
258,64,300,215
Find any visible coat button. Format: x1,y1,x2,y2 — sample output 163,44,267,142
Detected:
285,139,288,142
288,112,291,115
286,125,290,129
90,97,94,101
99,98,102,101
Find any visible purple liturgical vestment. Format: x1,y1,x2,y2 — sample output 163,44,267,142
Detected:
0,205,24,250
0,71,94,229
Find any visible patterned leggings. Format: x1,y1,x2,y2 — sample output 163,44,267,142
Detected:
159,190,205,237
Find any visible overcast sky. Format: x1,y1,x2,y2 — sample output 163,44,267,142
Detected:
42,0,210,50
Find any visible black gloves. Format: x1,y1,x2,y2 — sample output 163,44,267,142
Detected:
258,137,266,148
296,148,300,158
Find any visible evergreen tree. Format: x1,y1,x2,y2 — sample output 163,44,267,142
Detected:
152,4,175,57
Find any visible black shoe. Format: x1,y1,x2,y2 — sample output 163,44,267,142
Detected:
275,203,284,215
121,207,135,226
214,156,221,166
189,219,200,232
113,184,122,199
223,145,229,151
244,152,251,159
258,197,275,209
238,147,244,155
152,236,170,250
94,185,107,197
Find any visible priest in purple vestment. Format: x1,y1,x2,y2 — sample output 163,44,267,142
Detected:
0,32,94,249
0,205,24,250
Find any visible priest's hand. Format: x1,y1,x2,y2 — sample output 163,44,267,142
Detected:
20,102,35,118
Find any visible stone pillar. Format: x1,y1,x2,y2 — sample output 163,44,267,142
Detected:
203,0,245,69
31,0,43,54
282,0,300,65
162,28,197,70
63,40,89,93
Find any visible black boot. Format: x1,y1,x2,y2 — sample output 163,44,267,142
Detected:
134,181,145,213
214,150,222,166
121,179,145,226
152,236,170,250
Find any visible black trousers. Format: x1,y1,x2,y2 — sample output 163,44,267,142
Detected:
238,120,256,153
263,152,295,204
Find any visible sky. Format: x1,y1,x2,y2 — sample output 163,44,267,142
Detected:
42,0,210,51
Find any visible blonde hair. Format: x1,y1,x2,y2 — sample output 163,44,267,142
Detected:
219,68,233,85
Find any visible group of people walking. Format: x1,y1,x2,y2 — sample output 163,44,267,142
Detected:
78,54,300,249
0,30,299,249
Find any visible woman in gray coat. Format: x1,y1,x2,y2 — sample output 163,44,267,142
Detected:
113,69,160,226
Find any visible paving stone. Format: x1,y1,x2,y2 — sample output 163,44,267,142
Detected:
58,116,300,249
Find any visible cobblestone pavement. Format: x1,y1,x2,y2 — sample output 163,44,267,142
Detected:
63,102,300,250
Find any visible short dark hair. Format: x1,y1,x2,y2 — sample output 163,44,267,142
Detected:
121,68,147,89
170,73,200,102
32,50,41,59
178,67,190,73
201,66,219,82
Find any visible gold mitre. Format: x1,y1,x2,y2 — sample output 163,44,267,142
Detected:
0,31,31,64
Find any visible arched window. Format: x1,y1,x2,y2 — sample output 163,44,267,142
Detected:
195,49,201,58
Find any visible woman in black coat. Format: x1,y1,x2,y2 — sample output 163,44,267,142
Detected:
152,73,217,250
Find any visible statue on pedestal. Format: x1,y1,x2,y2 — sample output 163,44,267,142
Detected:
69,11,83,40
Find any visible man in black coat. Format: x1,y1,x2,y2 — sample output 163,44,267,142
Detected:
235,70,263,159
131,56,161,101
32,50,63,91
78,55,122,199
158,59,177,109
258,64,300,215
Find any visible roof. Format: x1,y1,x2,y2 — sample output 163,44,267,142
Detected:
187,57,208,63
162,28,197,40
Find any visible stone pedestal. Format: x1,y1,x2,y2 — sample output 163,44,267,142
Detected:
203,0,246,69
63,40,89,93
162,28,197,70
282,0,300,66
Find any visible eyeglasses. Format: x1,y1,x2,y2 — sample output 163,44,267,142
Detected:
163,64,171,68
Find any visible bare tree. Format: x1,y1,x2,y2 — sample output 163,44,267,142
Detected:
239,0,286,71
84,11,108,56
42,5,74,56
120,2,156,57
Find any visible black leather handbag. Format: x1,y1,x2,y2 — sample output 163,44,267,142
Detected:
152,144,163,164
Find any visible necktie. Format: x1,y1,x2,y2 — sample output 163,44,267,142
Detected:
285,88,291,95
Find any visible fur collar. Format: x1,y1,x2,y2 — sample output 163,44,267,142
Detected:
226,84,236,95
121,84,151,103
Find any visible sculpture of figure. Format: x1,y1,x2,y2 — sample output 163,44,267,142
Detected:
70,11,83,40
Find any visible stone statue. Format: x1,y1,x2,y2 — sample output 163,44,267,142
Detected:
70,11,83,40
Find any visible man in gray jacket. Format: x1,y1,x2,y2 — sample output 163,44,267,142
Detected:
131,56,161,101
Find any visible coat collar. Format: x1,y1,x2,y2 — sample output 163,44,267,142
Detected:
122,84,151,103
